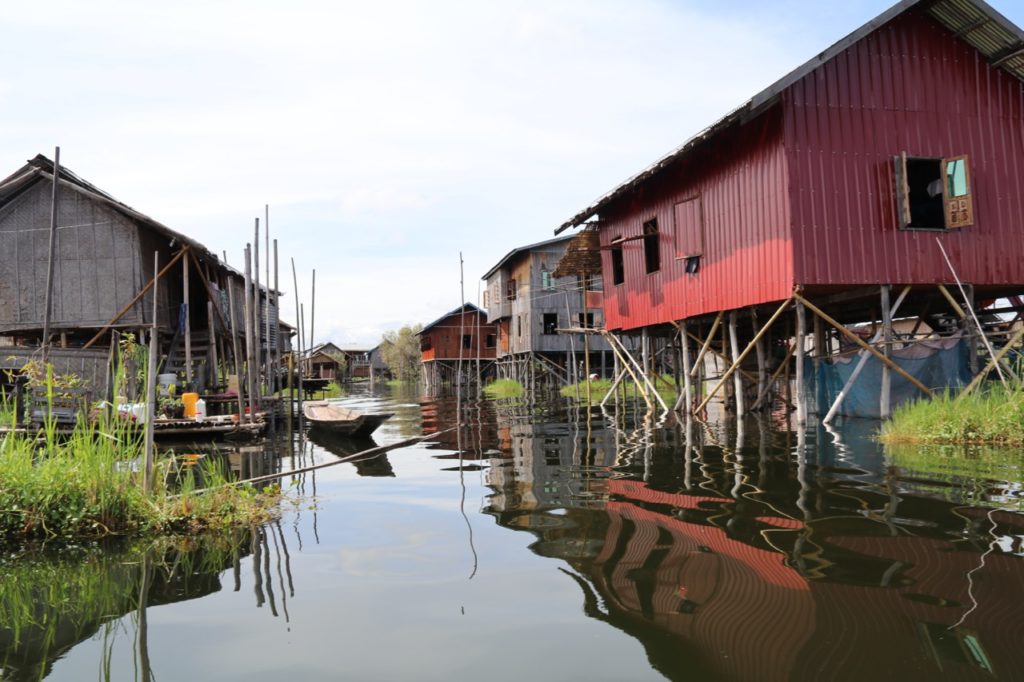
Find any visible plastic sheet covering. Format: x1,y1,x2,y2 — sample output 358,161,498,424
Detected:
807,333,971,419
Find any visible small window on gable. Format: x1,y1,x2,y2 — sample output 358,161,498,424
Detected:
542,313,558,335
541,270,554,291
673,196,704,274
610,238,624,285
894,152,974,230
643,219,660,273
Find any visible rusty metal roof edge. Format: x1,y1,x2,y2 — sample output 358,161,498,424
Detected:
480,233,575,281
418,302,485,334
555,0,1024,235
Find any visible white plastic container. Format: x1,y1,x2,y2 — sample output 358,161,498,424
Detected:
194,397,207,422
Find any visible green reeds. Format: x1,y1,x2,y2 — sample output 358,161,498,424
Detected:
559,375,677,405
880,385,1024,445
482,379,524,399
0,338,281,545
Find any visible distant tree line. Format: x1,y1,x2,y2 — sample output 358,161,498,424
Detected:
379,324,422,383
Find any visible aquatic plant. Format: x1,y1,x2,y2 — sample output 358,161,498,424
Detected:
483,379,525,399
559,375,677,405
880,385,1024,445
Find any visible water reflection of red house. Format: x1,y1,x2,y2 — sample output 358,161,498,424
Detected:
592,479,1024,681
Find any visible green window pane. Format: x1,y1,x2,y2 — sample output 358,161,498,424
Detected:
946,159,968,197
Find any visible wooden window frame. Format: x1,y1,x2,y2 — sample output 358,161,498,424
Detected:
894,152,974,230
673,195,705,261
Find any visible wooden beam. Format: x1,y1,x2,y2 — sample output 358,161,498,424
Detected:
957,323,1024,399
694,297,793,414
83,246,189,348
689,311,724,378
793,292,934,398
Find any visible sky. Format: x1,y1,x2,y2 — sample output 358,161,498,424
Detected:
3,0,1022,346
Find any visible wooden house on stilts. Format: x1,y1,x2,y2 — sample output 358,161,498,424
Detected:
556,0,1024,420
418,303,498,391
0,154,289,415
482,235,611,387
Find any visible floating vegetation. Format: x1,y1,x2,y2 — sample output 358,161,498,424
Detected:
483,379,525,399
880,386,1024,445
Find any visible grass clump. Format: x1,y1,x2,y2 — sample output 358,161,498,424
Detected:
880,385,1024,445
483,379,524,399
560,375,677,405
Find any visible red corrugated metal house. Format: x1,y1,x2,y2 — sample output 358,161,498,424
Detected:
556,0,1024,418
417,303,498,390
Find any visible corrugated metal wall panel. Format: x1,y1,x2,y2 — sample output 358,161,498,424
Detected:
599,109,794,331
787,10,1024,288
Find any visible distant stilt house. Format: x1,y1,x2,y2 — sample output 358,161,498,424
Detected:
302,342,345,380
556,0,1024,419
0,154,289,406
339,347,375,381
482,235,611,387
417,303,498,391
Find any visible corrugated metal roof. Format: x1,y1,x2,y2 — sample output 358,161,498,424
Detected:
418,302,485,334
556,0,1024,234
480,234,574,281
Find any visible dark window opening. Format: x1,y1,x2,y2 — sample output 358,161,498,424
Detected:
420,337,432,351
585,272,602,292
685,255,701,274
485,333,496,349
517,316,522,337
462,334,472,349
506,279,518,301
895,153,973,230
577,312,594,329
543,313,558,335
610,239,624,285
643,219,660,273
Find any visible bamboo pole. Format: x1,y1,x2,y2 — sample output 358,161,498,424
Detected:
694,297,793,415
254,219,261,396
750,347,793,411
689,311,724,378
207,301,218,389
753,310,767,410
292,258,304,424
265,206,272,398
183,252,192,386
795,300,807,428
310,269,316,351
605,330,668,411
227,278,245,418
729,311,744,416
83,247,189,349
793,292,934,397
42,146,61,364
958,323,1024,398
143,252,158,491
822,285,910,424
601,331,654,411
599,368,628,406
677,321,693,413
880,284,892,418
243,246,257,421
273,239,280,400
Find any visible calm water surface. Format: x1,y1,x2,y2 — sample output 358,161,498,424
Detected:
3,386,1023,681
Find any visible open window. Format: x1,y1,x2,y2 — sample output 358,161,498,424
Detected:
541,270,554,291
462,334,472,349
506,279,518,301
610,237,624,285
485,333,496,349
894,153,974,230
673,196,704,274
577,312,594,329
643,219,660,273
542,313,558,335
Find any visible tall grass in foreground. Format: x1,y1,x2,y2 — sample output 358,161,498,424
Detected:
0,340,281,545
880,385,1024,445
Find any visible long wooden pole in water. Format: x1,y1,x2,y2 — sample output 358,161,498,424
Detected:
243,245,258,422
292,258,304,424
41,146,61,364
143,252,159,491
227,279,247,425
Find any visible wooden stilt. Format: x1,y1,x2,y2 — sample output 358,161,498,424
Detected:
694,298,793,415
243,247,258,421
753,310,767,412
227,279,247,424
676,320,694,413
207,301,218,389
143,253,159,491
183,253,192,386
795,300,807,429
689,311,724,378
794,292,934,397
729,311,744,415
880,284,893,419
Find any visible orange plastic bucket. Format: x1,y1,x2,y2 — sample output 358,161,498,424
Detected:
181,392,199,418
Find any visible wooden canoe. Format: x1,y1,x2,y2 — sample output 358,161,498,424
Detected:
302,400,392,437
